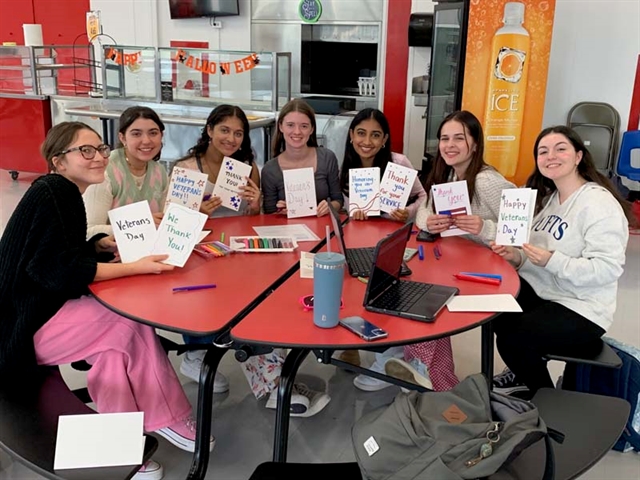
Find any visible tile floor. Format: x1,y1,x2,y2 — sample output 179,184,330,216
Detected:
1,170,639,479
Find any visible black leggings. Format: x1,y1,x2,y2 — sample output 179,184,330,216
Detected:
493,278,605,392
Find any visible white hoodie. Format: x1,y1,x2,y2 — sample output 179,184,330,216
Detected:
519,182,629,331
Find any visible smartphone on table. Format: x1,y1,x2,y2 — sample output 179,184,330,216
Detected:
416,230,439,242
339,316,388,341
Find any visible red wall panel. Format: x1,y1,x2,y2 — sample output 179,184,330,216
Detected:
33,0,90,45
383,0,411,153
0,0,35,44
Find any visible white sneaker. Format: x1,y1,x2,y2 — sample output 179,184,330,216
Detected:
180,350,229,393
353,374,393,392
132,460,163,480
154,416,215,453
265,383,330,417
385,357,433,390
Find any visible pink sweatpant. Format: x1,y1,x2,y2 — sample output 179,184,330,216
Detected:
404,338,459,391
34,296,192,432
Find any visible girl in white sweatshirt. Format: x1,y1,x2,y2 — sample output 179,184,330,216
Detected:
491,125,632,395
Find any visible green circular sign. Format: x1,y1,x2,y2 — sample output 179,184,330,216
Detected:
299,0,322,23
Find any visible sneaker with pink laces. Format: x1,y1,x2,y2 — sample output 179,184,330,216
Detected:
154,417,215,453
132,460,163,480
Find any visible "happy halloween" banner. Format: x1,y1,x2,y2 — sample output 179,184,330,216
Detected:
173,50,260,75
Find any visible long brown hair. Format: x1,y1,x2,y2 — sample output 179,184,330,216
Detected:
272,98,318,157
527,126,633,223
424,110,490,211
41,122,101,172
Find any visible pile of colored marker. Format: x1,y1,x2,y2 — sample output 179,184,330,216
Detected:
193,241,232,259
453,272,502,286
229,236,298,253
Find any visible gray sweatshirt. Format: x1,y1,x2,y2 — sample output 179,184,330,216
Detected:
519,182,629,331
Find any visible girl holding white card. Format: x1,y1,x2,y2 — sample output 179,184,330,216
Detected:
174,104,261,217
416,110,514,244
262,98,343,217
339,108,426,222
0,123,214,479
491,126,632,396
83,106,169,239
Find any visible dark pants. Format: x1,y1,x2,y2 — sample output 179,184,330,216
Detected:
183,334,216,346
493,278,605,392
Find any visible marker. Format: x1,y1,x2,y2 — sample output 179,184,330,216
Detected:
357,277,369,284
435,245,442,257
220,232,225,243
418,245,424,261
433,247,441,260
453,274,501,286
173,284,217,292
459,272,503,280
411,230,418,235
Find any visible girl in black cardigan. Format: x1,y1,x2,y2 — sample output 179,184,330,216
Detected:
0,122,213,477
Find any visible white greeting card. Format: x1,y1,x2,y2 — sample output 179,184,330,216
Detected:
164,167,208,212
108,201,157,263
152,203,207,267
212,157,252,211
379,162,418,214
54,412,144,470
495,188,538,246
283,167,317,218
348,167,380,217
431,180,472,237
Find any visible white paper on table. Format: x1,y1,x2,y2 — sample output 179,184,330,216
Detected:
212,157,252,211
108,201,157,263
54,412,144,470
197,230,211,242
348,167,380,216
253,224,320,242
495,188,538,246
446,294,522,313
152,203,207,267
300,251,315,278
283,167,317,218
164,167,208,212
378,162,418,214
431,180,472,237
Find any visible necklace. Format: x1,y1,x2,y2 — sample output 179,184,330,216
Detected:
125,156,147,176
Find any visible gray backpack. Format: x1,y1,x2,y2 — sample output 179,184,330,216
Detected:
352,373,558,480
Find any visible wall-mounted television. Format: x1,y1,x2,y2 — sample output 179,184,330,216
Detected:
169,0,239,19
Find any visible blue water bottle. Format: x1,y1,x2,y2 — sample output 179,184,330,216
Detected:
313,252,345,328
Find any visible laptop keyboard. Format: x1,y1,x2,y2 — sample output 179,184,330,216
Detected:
346,248,374,274
374,281,432,311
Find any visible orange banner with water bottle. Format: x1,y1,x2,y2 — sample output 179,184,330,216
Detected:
462,0,556,186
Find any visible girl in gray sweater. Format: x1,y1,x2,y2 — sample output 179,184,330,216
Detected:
491,126,633,395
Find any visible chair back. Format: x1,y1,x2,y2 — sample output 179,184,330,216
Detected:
616,130,640,181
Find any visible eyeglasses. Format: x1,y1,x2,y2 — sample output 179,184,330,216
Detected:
58,144,111,160
299,294,344,312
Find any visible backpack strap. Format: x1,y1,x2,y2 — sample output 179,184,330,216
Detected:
542,428,565,480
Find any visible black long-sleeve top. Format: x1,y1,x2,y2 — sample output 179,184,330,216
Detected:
0,174,104,381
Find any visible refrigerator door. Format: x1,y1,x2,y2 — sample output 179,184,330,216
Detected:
424,0,469,160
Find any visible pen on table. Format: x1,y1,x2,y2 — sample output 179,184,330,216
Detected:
357,276,369,284
435,245,442,257
433,246,441,260
220,232,225,243
459,272,503,280
411,230,418,235
418,245,424,261
172,284,217,292
453,274,501,286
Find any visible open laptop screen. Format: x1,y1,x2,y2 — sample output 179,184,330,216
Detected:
327,199,347,256
366,223,412,302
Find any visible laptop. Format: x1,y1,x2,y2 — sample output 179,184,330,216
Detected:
327,201,411,277
363,223,459,322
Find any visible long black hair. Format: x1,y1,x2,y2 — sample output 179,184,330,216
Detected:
272,98,318,157
527,125,633,222
339,108,392,196
183,104,254,164
424,110,490,211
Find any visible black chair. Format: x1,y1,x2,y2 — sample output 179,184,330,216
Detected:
0,366,157,480
543,339,622,369
249,461,362,480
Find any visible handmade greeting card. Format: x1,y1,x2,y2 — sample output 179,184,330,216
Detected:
348,167,380,216
379,162,418,214
283,167,317,218
495,188,537,246
212,157,252,211
108,201,157,263
164,167,208,212
431,180,472,237
152,203,207,267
